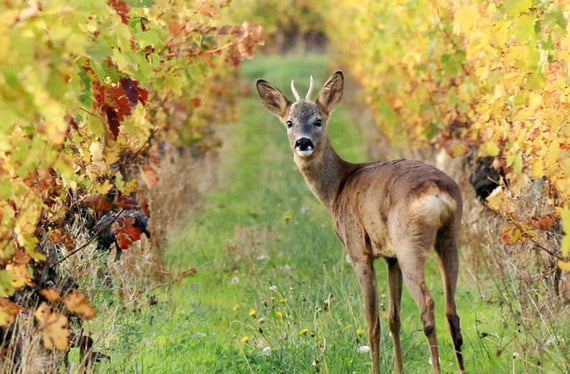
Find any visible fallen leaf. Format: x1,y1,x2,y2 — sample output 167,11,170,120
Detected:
41,312,70,350
64,291,96,320
40,288,61,303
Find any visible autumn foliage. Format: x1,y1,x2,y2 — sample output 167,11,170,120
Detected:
325,0,570,269
0,0,262,362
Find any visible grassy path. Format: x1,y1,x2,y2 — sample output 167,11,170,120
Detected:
101,56,513,373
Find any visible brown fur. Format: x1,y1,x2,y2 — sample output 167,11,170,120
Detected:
257,71,465,374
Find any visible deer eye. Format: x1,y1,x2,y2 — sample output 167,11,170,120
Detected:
286,120,293,128
314,119,322,127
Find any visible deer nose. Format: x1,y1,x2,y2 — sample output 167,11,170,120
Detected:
294,137,314,157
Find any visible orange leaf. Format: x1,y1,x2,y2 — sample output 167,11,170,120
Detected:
6,262,33,287
41,312,70,350
63,291,96,320
40,288,61,303
112,217,143,249
500,224,522,246
140,164,159,189
0,297,22,326
198,0,217,17
34,302,51,322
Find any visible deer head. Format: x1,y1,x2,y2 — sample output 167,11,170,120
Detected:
256,71,344,159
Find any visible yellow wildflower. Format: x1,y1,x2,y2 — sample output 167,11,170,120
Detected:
299,328,309,335
275,311,283,318
249,308,257,317
233,304,240,311
356,329,365,335
283,212,292,221
241,336,249,343
279,298,287,303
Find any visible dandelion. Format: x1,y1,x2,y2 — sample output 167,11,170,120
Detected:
283,212,292,221
357,345,371,354
356,329,365,335
249,308,257,317
231,276,240,284
344,324,353,330
241,336,249,343
233,304,240,311
279,298,287,303
299,328,309,335
275,311,283,318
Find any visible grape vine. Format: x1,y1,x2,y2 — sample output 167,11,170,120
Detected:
325,0,570,269
0,0,262,358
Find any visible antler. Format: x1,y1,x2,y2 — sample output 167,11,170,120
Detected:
290,80,301,101
291,76,315,102
305,75,314,101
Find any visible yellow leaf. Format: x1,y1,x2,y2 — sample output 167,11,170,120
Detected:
500,224,522,246
529,157,544,178
0,297,21,327
41,312,70,351
5,263,33,288
95,179,113,194
480,141,500,157
453,6,479,35
34,301,50,322
63,291,96,320
557,259,570,272
485,187,514,214
544,141,560,169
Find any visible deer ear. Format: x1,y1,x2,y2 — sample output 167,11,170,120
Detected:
316,71,344,114
256,79,292,118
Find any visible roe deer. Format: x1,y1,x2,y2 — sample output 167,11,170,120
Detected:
256,71,465,374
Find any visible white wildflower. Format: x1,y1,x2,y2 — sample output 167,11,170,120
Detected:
357,345,371,354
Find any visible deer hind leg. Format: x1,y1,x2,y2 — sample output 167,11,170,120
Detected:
395,241,440,374
435,227,465,373
386,257,403,373
352,259,380,374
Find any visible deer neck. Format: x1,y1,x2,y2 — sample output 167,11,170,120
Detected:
294,139,357,212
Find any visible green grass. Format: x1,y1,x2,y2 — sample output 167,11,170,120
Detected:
95,55,567,374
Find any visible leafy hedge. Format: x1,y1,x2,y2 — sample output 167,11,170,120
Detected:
324,0,570,268
0,0,262,357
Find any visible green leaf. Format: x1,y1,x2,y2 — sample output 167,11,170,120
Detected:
86,41,113,63
124,0,155,7
544,5,567,30
514,14,536,43
0,270,16,298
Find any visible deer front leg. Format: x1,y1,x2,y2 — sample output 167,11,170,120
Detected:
352,260,381,374
386,258,403,373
